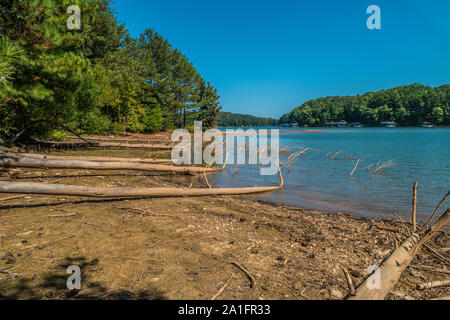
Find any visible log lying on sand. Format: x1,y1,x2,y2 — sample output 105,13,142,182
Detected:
347,209,449,300
96,142,172,150
66,136,169,144
0,155,221,174
0,169,283,198
2,152,172,164
33,140,172,150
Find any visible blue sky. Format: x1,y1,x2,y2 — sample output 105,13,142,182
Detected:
113,0,450,118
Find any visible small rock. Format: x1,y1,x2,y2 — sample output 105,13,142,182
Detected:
1,252,16,265
89,258,100,266
350,270,361,278
276,255,285,261
329,288,343,299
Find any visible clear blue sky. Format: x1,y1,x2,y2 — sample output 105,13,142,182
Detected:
113,0,450,118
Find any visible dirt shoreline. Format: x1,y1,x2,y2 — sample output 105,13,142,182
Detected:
0,147,448,300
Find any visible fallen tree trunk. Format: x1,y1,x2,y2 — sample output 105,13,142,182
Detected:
0,155,221,174
66,136,169,144
2,152,172,164
96,141,172,150
0,172,283,198
347,209,449,300
32,140,172,150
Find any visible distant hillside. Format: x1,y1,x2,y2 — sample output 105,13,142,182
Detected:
218,112,278,127
280,84,450,126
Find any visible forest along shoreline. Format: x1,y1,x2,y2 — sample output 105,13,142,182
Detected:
0,134,448,300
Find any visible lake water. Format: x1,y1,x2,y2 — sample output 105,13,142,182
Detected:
210,127,450,220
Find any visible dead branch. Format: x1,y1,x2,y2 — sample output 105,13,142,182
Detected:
0,155,221,175
0,195,26,202
349,159,360,177
2,151,172,164
342,267,356,296
424,190,450,229
409,265,450,275
417,280,450,290
422,244,450,265
412,181,418,232
231,262,256,288
203,170,211,189
211,273,234,300
48,213,77,218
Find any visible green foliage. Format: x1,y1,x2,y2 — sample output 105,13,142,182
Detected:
142,107,163,132
280,84,450,126
0,0,221,143
218,112,278,127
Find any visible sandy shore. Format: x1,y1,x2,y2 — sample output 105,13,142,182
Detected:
0,147,448,300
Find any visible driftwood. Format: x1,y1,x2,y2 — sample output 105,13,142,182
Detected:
0,155,221,175
412,181,418,232
347,209,449,300
211,273,234,300
95,142,171,150
1,152,172,164
230,262,256,288
342,267,356,296
417,280,450,290
425,190,450,228
349,159,360,177
0,195,27,202
410,265,450,274
66,136,169,144
0,169,283,198
33,140,171,150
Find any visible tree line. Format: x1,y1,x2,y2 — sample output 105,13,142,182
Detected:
217,112,278,127
0,0,222,144
280,84,450,127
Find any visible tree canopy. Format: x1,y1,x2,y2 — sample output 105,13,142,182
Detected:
0,0,222,143
280,84,450,127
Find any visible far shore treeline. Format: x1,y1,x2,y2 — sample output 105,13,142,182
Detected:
0,0,221,144
280,84,450,127
217,112,278,127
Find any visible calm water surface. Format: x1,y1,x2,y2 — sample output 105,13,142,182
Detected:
210,128,450,219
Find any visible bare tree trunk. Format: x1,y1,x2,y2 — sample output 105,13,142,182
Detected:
2,152,172,164
0,179,283,198
347,209,449,300
0,155,221,174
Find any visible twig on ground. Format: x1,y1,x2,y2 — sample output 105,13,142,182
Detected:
231,262,256,288
409,265,450,275
0,195,27,202
342,267,356,296
424,190,450,229
417,280,450,290
48,213,77,218
423,244,450,265
211,272,234,300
